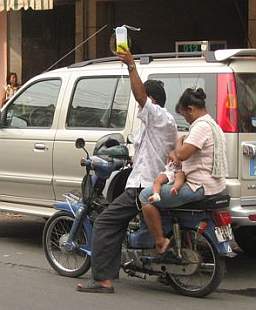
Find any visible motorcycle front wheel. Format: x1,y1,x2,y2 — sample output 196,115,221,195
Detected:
43,211,91,277
166,229,225,298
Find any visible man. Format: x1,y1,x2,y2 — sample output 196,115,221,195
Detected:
77,48,177,293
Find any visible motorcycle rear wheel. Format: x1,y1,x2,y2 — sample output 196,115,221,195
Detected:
43,211,91,277
166,229,225,297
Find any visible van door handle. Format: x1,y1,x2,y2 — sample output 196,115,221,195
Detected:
34,143,48,151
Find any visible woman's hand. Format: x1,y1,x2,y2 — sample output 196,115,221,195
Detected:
168,151,180,164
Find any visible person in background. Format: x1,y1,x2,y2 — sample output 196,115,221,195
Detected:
1,72,20,107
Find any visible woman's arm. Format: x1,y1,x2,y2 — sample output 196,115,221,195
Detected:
170,135,199,162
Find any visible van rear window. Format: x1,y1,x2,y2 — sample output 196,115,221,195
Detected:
236,73,256,133
148,73,217,131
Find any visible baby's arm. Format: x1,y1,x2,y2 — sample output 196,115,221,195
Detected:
148,174,168,203
170,171,185,196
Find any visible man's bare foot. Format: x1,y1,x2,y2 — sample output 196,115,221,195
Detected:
156,238,171,254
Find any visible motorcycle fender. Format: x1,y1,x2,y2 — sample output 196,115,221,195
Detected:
54,202,93,253
202,223,232,256
54,201,83,215
182,220,232,256
54,202,73,213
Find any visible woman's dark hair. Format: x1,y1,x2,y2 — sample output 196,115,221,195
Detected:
175,88,206,113
6,72,18,85
144,79,166,107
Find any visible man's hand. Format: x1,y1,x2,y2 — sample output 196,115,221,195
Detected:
117,46,135,68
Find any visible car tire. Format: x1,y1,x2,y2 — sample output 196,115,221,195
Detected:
234,227,256,257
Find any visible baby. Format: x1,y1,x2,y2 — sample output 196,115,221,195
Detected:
148,161,185,203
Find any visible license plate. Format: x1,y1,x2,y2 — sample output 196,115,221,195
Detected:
215,224,233,243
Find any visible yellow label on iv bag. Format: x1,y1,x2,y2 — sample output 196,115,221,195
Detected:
115,26,128,53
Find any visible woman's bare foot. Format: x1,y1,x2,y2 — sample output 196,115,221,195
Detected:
156,238,171,254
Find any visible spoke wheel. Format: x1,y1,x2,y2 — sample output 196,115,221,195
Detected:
167,229,225,297
43,211,90,277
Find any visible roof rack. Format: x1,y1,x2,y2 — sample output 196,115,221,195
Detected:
206,49,256,62
68,51,203,68
68,49,256,69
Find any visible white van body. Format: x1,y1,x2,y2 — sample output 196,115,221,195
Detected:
1,49,256,254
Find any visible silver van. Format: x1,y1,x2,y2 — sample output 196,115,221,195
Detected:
0,49,256,254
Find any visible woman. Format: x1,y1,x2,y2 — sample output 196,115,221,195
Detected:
139,87,227,254
1,72,20,107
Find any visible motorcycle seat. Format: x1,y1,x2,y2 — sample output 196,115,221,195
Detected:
171,194,230,211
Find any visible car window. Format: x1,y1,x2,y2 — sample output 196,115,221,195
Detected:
148,73,217,131
67,77,130,128
236,73,256,133
5,79,61,128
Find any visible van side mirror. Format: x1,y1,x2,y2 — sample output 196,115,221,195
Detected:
75,138,85,149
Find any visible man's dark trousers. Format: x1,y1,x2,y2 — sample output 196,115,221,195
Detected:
91,188,139,281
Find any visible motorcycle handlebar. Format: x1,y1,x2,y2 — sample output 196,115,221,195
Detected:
80,155,125,172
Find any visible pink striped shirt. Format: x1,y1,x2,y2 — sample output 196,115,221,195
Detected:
182,114,226,195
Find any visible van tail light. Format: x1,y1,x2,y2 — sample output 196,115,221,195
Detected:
217,73,238,133
248,214,256,222
213,210,232,226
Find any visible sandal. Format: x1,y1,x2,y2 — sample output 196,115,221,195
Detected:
76,281,114,294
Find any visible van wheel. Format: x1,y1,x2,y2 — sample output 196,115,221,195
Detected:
234,227,256,257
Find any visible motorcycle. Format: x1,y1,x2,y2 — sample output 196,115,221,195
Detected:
43,133,234,298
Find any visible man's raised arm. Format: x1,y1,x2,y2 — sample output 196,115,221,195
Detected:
117,48,147,108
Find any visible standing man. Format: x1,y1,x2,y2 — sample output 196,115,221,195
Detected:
77,48,177,293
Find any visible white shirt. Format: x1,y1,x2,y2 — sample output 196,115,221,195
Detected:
126,98,177,189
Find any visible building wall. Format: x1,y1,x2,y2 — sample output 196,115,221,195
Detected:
22,5,75,82
249,0,256,47
0,12,7,96
8,11,22,84
75,0,97,62
96,0,248,57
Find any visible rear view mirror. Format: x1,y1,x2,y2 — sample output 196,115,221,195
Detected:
75,138,85,149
